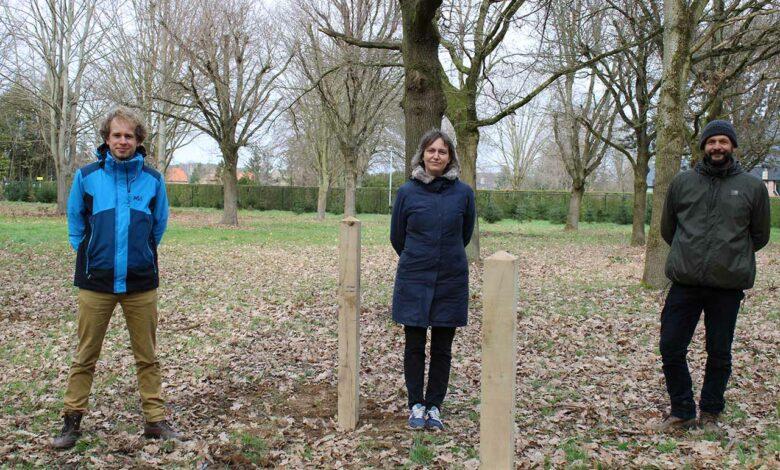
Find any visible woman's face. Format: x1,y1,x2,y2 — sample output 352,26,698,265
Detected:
422,138,451,177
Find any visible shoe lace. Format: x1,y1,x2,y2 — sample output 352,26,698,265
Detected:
410,405,425,420
427,406,441,422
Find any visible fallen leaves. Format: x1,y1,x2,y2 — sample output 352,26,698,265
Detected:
0,203,777,468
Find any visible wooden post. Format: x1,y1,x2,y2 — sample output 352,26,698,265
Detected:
338,217,361,431
480,251,519,469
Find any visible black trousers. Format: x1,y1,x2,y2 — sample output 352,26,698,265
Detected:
404,326,456,410
659,283,743,419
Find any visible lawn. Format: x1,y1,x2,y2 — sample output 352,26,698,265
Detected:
0,201,777,468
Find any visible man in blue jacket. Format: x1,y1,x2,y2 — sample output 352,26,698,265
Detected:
52,108,178,449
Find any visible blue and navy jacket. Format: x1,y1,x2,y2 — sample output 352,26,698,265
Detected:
67,144,169,294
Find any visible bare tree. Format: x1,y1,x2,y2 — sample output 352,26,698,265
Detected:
321,0,445,175
728,61,780,169
547,1,616,230
161,0,292,225
1,0,105,214
688,0,780,149
486,104,546,190
552,74,616,230
582,0,663,245
104,0,195,172
298,0,402,217
288,95,341,220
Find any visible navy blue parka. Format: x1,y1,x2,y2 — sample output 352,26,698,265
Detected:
390,174,476,328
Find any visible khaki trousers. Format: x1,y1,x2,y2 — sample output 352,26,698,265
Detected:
63,288,165,422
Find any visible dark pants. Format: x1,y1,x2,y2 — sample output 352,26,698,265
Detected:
404,326,456,410
659,283,743,419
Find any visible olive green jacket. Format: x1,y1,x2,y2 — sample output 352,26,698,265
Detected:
661,160,771,290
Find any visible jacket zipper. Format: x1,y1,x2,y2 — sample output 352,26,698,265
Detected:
85,229,94,277
701,176,720,283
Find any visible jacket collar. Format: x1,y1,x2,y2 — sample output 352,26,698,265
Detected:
96,143,146,177
695,157,743,178
412,176,455,193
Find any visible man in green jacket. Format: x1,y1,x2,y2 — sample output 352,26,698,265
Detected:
653,120,771,432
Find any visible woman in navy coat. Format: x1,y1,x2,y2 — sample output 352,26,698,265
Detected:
390,129,476,430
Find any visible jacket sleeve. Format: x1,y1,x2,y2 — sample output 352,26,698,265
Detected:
152,177,170,246
660,177,678,246
750,183,771,252
390,188,406,256
462,186,476,247
66,170,85,251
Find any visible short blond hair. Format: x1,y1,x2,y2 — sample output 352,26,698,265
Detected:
99,107,147,143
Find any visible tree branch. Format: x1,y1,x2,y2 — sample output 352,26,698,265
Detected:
320,27,402,50
477,28,661,127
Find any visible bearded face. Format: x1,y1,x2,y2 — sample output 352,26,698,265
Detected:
703,135,734,167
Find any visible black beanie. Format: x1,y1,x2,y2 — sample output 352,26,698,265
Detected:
699,119,738,149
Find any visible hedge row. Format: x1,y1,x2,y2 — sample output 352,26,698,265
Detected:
1,181,58,203
3,180,779,227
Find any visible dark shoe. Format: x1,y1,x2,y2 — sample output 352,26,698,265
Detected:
143,420,181,440
698,411,720,431
51,412,83,449
651,414,696,432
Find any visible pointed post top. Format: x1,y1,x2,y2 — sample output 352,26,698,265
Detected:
341,216,360,226
486,251,517,262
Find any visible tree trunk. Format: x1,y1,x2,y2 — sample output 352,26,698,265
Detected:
56,169,70,214
155,118,167,172
565,184,584,231
642,0,703,288
221,152,239,225
455,124,480,262
317,178,329,221
630,166,648,246
399,0,446,176
344,164,358,217
630,143,650,246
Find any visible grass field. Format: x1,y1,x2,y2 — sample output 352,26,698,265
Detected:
0,201,777,468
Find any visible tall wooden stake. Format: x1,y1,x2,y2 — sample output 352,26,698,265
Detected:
480,251,519,469
338,217,361,431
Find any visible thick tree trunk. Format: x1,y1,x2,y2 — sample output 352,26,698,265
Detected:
565,184,584,231
221,152,239,225
642,0,702,288
455,124,480,262
399,0,446,176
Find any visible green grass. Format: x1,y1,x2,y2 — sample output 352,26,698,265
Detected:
656,439,677,453
562,438,588,463
234,431,268,465
408,434,435,466
3,203,778,251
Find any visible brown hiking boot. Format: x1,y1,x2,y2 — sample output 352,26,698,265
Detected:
51,412,83,449
143,420,181,440
651,414,696,432
698,411,720,431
